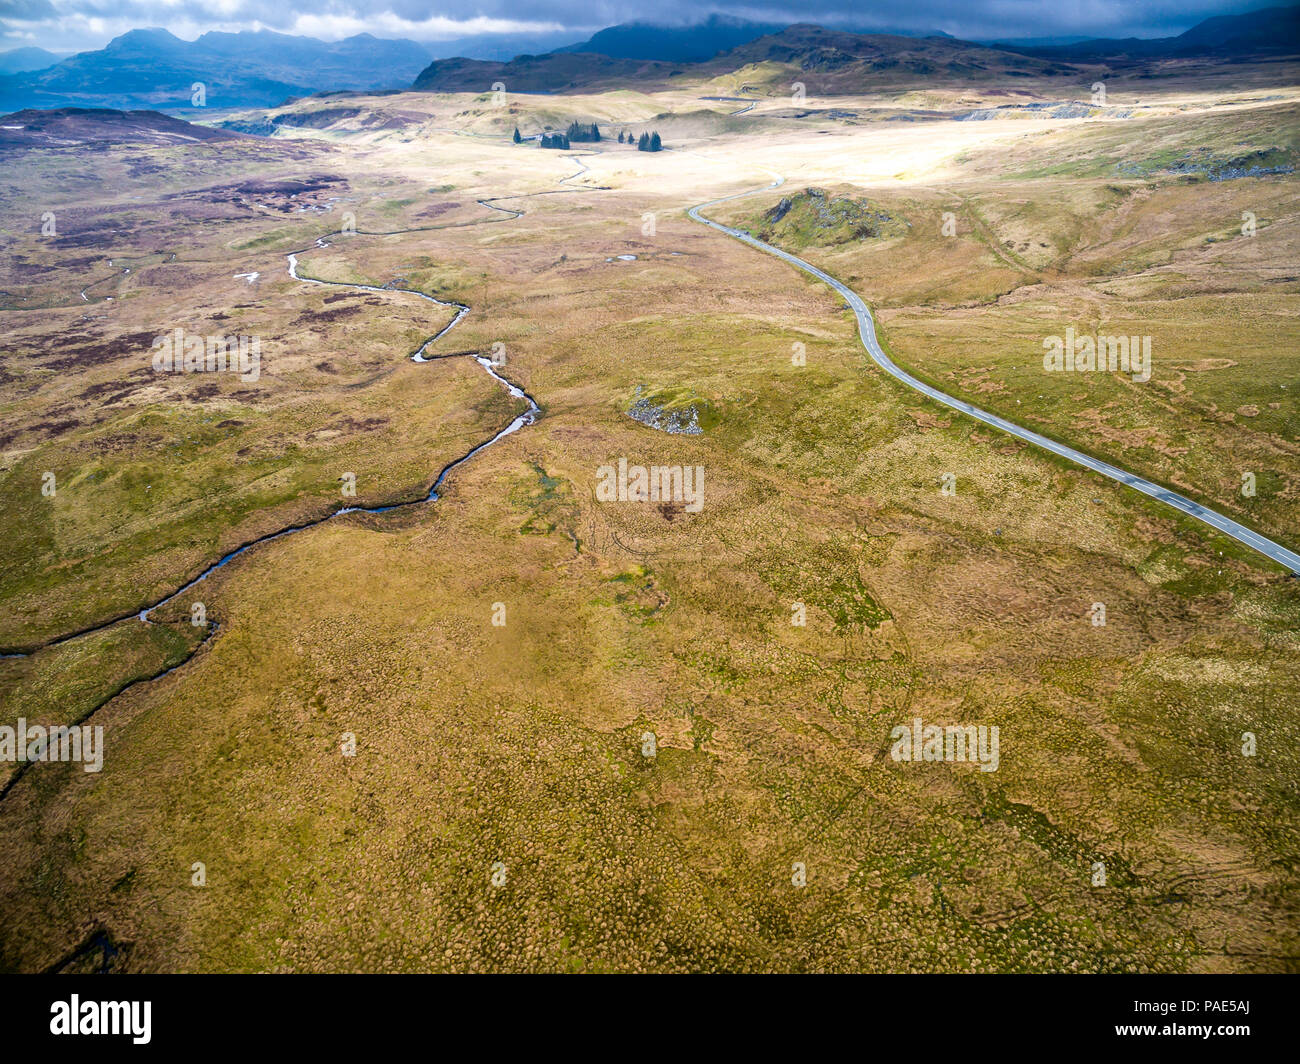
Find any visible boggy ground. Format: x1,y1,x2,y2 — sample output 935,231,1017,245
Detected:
0,79,1297,972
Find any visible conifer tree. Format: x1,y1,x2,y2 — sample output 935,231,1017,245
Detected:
513,127,521,143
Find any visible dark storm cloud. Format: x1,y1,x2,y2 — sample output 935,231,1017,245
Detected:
454,0,1287,39
0,0,1288,53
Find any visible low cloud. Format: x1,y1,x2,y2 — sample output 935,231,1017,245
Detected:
0,0,1279,55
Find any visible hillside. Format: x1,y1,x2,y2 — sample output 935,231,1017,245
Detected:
553,15,790,62
0,107,242,148
1003,4,1300,59
702,24,1078,86
0,47,65,75
552,15,958,62
414,25,1082,95
413,52,680,94
731,187,910,248
413,11,1300,97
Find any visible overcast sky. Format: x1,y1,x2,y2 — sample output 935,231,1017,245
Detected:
0,0,1288,54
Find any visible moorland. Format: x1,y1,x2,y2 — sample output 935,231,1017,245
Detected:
1,22,1298,973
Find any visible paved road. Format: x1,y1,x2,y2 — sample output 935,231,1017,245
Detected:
689,176,1300,575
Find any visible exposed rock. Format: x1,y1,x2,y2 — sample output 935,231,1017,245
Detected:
765,197,794,223
625,387,703,435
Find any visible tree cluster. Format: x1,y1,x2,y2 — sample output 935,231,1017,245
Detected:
565,121,601,142
618,130,663,151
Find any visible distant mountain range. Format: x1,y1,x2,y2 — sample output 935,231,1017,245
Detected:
999,4,1300,59
551,15,955,63
413,24,1076,94
0,47,68,75
3,8,1297,114
415,10,1299,94
425,29,588,63
552,15,792,62
0,28,434,111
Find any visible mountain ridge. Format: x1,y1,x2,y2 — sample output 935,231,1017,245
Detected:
998,4,1300,59
4,9,1297,113
413,23,1080,94
550,15,956,63
0,28,434,112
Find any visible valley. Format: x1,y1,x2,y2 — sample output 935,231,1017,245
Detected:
1,20,1298,974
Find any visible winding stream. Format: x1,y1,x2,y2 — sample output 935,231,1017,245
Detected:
0,158,613,801
12,142,1289,803
2,149,619,662
4,231,539,665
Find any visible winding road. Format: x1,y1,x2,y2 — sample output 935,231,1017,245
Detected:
688,175,1300,576
5,147,1296,799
